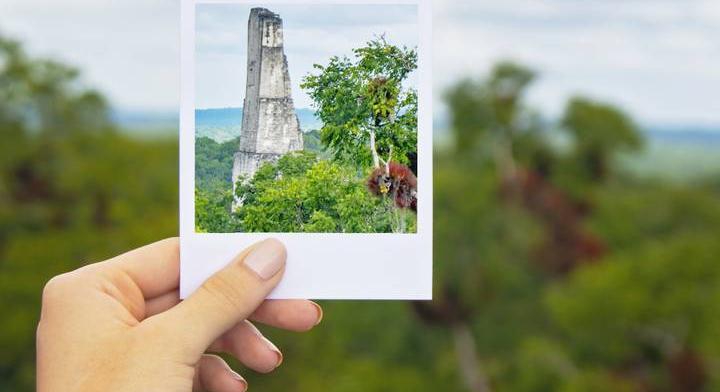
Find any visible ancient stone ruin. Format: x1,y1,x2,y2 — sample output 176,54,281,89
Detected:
232,7,303,209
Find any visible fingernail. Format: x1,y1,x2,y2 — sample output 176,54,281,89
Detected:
311,302,323,326
228,369,247,391
244,239,286,280
261,336,284,369
247,321,284,370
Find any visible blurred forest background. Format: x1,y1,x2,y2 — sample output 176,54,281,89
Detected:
2,8,720,391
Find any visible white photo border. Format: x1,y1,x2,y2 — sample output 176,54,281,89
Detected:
180,0,432,299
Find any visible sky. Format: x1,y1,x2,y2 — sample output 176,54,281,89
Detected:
1,0,719,127
194,4,419,109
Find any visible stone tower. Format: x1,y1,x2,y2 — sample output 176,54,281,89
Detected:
232,7,303,208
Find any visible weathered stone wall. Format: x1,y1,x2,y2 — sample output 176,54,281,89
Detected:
256,98,303,153
232,151,281,187
233,7,304,209
238,8,264,153
259,48,291,98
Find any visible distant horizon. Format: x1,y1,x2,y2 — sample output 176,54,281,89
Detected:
113,106,720,134
115,105,720,130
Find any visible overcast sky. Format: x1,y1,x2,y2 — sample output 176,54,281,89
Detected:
195,4,419,109
1,0,719,126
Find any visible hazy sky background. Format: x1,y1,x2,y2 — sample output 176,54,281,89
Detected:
1,0,719,127
195,4,419,109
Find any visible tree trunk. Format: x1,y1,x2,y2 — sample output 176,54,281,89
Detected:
369,128,380,168
452,322,492,392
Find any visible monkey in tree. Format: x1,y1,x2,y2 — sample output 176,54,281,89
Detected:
367,161,417,212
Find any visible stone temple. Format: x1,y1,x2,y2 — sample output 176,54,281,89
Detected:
232,7,303,209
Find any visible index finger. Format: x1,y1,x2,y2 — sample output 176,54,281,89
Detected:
106,237,180,298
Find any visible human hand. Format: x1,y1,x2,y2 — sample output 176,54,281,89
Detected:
36,238,322,392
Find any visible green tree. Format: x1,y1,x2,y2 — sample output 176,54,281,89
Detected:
195,187,239,233
561,97,642,181
236,152,397,233
444,62,538,180
195,136,238,193
301,37,417,170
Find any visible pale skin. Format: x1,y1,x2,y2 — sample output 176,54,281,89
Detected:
36,238,322,392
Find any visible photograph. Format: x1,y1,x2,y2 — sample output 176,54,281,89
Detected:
180,0,432,300
194,3,420,233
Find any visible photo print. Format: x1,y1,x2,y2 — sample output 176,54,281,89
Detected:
180,0,432,299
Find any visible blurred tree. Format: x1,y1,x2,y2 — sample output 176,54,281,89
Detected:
444,62,537,181
0,35,115,238
0,35,178,390
562,97,642,181
547,232,720,391
422,63,555,391
426,62,658,391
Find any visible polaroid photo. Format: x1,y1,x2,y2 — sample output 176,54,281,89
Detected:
179,0,432,299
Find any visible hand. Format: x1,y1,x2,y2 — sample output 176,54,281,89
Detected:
36,238,322,392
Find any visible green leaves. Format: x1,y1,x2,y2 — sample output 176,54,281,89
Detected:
235,151,401,233
195,187,238,233
301,37,417,168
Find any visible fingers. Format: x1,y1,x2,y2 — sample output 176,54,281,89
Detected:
209,320,282,373
252,299,323,332
144,291,323,332
194,354,247,392
107,237,180,298
156,238,286,354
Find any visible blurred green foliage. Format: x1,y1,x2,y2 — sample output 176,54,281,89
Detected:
0,36,178,390
2,34,720,392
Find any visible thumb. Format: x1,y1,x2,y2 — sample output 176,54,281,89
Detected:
156,238,286,354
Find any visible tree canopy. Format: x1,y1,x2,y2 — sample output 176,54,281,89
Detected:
235,151,396,233
301,37,417,169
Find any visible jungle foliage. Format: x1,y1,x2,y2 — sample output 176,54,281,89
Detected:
196,38,419,233
301,36,417,169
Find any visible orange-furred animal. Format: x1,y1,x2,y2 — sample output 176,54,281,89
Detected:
367,162,417,211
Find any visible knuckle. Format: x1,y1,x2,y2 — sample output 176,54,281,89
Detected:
200,273,250,312
41,273,76,305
